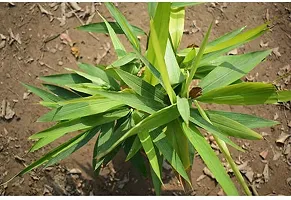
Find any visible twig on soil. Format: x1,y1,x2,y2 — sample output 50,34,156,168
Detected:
66,3,100,42
7,87,20,99
250,184,259,196
18,17,33,28
13,54,30,77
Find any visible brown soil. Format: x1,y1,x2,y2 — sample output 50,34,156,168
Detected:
0,2,291,196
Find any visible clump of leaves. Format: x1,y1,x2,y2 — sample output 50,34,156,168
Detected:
4,2,291,195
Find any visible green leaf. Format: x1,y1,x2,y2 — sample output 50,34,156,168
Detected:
207,26,246,48
65,68,110,89
40,73,91,86
148,2,158,18
150,148,163,196
2,126,101,185
165,39,185,85
125,136,142,161
171,2,202,8
92,122,115,173
144,2,172,85
44,126,100,167
207,113,263,140
177,96,190,125
183,22,213,97
182,123,239,196
111,52,137,68
205,23,269,54
66,83,105,95
278,90,291,102
169,6,185,52
138,131,162,182
77,63,120,91
165,120,191,169
190,109,243,151
199,50,272,93
43,84,81,100
76,22,146,36
29,109,129,152
105,2,140,51
22,83,61,102
122,136,147,177
152,131,191,184
197,82,279,105
114,68,165,103
181,48,196,69
38,97,125,122
98,13,127,58
148,19,176,103
94,90,165,114
96,104,180,160
206,110,279,129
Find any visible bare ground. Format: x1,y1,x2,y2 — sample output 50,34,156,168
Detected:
0,2,291,196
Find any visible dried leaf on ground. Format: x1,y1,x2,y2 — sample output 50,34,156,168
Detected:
23,91,31,100
0,40,5,49
272,47,281,57
260,149,269,160
263,163,269,183
273,150,281,161
71,46,80,59
38,4,53,16
260,40,269,48
265,9,270,21
60,33,73,46
276,132,290,144
227,48,238,55
69,2,82,11
1,100,15,120
287,177,291,187
68,168,82,175
203,167,215,179
196,174,206,182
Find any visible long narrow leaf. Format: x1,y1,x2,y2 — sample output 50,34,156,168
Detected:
206,110,279,128
96,104,180,160
105,2,140,51
197,82,279,105
199,50,272,93
76,22,146,35
182,123,239,195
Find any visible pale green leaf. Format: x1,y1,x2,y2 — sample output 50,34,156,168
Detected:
177,96,190,125
115,68,165,103
38,97,125,122
197,82,279,105
138,131,162,182
199,50,272,93
206,110,279,128
77,63,120,90
190,109,243,151
165,39,185,85
207,113,263,140
144,2,171,85
40,73,91,86
76,22,146,35
105,2,140,51
182,123,239,196
169,6,185,52
29,109,128,152
94,90,165,114
98,13,127,58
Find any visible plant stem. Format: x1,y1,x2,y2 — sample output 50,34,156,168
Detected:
194,100,252,196
215,138,252,196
